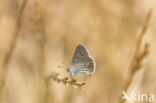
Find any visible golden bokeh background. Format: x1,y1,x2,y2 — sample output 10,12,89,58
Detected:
0,0,156,103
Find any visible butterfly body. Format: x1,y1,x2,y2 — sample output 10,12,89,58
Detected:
67,44,96,77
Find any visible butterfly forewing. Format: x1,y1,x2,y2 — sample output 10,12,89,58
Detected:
71,44,89,65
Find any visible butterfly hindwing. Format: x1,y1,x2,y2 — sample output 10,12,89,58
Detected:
87,56,96,73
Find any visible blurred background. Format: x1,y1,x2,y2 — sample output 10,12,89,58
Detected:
0,0,156,103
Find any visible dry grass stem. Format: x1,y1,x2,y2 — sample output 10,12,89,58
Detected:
121,9,152,103
0,0,27,99
48,73,86,89
33,1,50,103
131,9,152,74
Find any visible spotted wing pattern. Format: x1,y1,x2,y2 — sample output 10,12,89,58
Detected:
71,44,95,74
71,44,89,64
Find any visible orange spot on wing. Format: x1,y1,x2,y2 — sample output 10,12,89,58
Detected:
88,58,94,72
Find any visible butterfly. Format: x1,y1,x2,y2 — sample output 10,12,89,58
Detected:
66,44,96,77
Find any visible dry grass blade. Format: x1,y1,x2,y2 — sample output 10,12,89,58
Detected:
0,0,27,99
48,72,86,89
120,9,152,103
131,9,152,74
33,1,51,103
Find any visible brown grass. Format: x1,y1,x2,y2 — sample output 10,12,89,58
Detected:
0,1,155,103
48,72,86,89
121,9,152,103
0,0,27,99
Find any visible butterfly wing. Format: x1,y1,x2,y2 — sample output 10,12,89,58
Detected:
71,44,95,74
87,56,96,73
71,44,89,65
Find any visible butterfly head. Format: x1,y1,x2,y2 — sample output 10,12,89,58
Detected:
66,67,75,73
66,68,71,72
66,67,78,76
